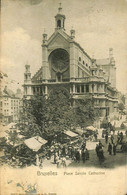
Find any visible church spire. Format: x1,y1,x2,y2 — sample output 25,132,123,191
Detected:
55,3,66,31
58,2,62,13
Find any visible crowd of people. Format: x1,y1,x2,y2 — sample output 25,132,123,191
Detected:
1,126,127,168
95,129,126,164
52,139,90,167
34,138,90,168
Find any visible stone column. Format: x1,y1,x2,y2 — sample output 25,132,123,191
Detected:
42,44,49,81
45,85,48,95
28,86,32,96
84,85,86,93
80,85,81,93
89,84,92,93
70,42,76,80
94,83,98,93
73,84,76,94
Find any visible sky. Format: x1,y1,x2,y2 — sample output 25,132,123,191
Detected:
1,0,127,93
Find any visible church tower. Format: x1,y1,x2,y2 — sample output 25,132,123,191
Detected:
55,3,66,31
24,64,32,97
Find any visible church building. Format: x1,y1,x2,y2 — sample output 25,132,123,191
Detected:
23,4,118,123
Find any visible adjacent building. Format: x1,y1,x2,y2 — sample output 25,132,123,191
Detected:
23,4,118,124
0,86,23,123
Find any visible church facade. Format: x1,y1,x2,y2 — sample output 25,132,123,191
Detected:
23,5,118,124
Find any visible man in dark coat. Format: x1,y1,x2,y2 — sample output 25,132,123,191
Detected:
120,132,123,143
113,144,116,155
99,140,104,149
105,134,108,144
98,148,104,161
82,151,86,163
108,143,112,155
85,148,89,160
95,144,99,157
75,150,80,163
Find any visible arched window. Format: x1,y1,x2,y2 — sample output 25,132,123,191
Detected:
79,57,81,61
83,60,85,65
57,20,61,28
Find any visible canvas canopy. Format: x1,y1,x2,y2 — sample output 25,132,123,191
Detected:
24,136,47,152
86,126,96,131
64,130,78,137
7,123,17,129
75,127,84,135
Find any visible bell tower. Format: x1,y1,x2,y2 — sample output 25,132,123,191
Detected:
55,3,66,31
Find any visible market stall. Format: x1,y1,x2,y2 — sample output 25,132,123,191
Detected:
24,136,47,152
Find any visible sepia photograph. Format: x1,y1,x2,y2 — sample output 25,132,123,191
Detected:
0,0,127,194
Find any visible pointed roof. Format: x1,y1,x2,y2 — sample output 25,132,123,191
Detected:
47,29,70,46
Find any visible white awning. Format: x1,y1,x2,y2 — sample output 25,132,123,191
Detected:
64,130,78,137
7,123,17,128
86,126,96,131
75,128,84,135
24,136,47,152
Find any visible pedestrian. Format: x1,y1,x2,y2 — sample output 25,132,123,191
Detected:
61,156,66,167
120,132,123,143
105,134,108,144
62,146,66,156
108,143,112,155
81,150,86,163
95,144,99,157
99,140,104,149
75,150,80,163
54,152,57,164
81,143,86,151
98,148,104,163
57,157,61,168
94,133,97,142
111,135,114,144
39,158,43,168
85,148,89,160
113,144,116,155
56,154,59,166
117,134,120,143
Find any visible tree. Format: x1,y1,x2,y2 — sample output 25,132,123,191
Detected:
46,87,75,136
20,88,100,141
19,96,47,137
75,97,100,128
20,88,75,140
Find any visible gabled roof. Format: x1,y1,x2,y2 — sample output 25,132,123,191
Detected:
47,30,91,60
47,30,71,46
96,58,110,65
